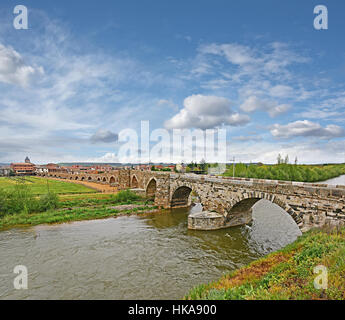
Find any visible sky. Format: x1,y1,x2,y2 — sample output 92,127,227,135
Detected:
0,0,344,164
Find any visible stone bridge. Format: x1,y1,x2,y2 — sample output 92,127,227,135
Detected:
40,169,345,232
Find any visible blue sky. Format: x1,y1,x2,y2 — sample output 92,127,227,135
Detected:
0,0,344,164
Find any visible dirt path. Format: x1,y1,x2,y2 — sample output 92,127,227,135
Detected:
45,177,118,193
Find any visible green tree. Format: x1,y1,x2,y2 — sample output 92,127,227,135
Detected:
199,159,206,172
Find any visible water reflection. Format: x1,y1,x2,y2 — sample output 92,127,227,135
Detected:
0,199,301,300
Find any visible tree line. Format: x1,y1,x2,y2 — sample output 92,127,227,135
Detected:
223,157,345,182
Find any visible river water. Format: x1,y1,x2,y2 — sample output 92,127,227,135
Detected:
1,175,344,300
323,174,345,186
0,200,302,300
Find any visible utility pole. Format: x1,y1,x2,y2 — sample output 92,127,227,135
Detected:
231,156,235,178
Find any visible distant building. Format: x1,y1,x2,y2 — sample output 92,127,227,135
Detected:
35,165,49,174
46,163,60,173
10,158,36,175
0,166,12,176
45,163,68,174
175,164,185,173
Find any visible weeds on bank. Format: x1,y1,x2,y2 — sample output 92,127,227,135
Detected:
185,228,345,300
0,187,153,230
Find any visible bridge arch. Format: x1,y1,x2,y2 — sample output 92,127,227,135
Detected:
102,177,107,182
88,176,92,181
75,176,79,180
81,177,85,181
171,186,194,208
131,175,139,188
109,176,116,184
146,178,157,200
225,192,301,228
97,177,101,182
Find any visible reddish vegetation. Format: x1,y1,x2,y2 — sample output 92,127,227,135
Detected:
212,252,293,290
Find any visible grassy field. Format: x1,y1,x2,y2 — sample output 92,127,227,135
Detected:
0,176,97,195
186,228,345,300
0,186,154,230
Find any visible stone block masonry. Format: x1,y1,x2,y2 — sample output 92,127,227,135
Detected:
40,170,345,232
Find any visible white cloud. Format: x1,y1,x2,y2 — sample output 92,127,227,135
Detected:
164,94,250,129
86,153,119,163
0,16,165,163
226,139,345,164
199,43,257,66
270,120,345,139
240,96,290,117
157,99,179,111
90,130,118,143
231,135,263,142
269,85,294,98
0,43,44,87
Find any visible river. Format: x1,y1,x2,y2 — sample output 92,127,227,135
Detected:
0,199,302,300
322,174,345,186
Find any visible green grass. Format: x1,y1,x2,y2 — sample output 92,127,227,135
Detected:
185,228,345,300
0,187,153,230
223,163,345,183
58,190,147,208
0,204,157,230
0,176,97,195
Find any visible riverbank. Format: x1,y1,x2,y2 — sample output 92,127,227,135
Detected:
0,187,158,231
0,201,159,231
186,227,345,300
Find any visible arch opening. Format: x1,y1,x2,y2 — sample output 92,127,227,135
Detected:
75,176,79,180
131,175,139,188
102,177,107,182
225,198,261,227
225,196,301,231
88,176,92,181
146,179,157,200
109,176,116,184
171,186,192,208
230,198,302,250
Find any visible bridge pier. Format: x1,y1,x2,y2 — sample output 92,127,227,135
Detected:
188,211,226,230
188,209,253,231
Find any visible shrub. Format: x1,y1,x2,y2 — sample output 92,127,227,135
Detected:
6,184,39,214
39,192,59,211
111,189,142,203
0,184,60,216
